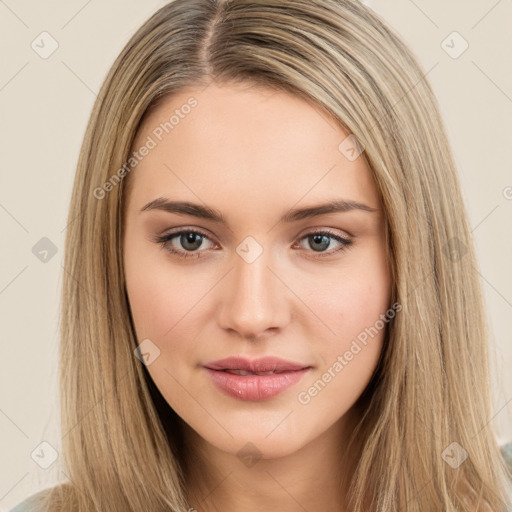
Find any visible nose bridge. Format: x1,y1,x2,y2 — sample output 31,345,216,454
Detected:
234,249,274,303
217,240,288,337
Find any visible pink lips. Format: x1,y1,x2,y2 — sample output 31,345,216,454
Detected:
203,356,311,401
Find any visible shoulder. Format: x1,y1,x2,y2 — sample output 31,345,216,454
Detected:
501,440,512,473
8,488,52,512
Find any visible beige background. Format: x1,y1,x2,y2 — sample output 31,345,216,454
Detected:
1,0,511,509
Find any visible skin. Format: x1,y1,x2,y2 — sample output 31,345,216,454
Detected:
123,81,392,512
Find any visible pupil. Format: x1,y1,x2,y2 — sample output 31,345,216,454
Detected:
311,234,329,252
181,232,202,250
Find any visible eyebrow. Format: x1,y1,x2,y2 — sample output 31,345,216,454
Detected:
139,197,378,225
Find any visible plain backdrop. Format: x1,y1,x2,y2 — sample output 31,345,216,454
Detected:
1,0,511,509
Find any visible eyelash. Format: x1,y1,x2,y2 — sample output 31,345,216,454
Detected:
153,228,353,261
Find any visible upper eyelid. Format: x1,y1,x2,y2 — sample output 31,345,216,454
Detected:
160,222,353,237
158,227,352,250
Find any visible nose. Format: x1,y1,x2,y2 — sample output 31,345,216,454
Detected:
216,247,290,341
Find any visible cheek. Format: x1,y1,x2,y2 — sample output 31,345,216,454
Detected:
312,282,388,341
306,252,391,344
124,263,202,409
297,244,391,407
123,228,206,341
296,268,391,417
124,234,188,345
125,268,172,339
126,270,206,347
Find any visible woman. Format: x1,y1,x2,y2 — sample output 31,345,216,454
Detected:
10,0,512,510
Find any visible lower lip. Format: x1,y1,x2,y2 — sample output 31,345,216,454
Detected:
204,367,310,401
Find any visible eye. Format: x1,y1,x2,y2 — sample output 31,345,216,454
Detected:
293,229,353,258
153,228,352,260
153,228,216,260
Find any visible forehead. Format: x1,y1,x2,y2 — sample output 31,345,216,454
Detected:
127,82,380,212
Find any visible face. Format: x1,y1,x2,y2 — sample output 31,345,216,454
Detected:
123,81,392,460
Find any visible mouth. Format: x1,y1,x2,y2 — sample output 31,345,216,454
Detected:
218,369,298,376
204,355,311,373
203,365,311,401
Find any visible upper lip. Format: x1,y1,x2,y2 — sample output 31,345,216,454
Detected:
204,356,311,373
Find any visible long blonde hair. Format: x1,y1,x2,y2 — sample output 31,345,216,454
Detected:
39,0,512,510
